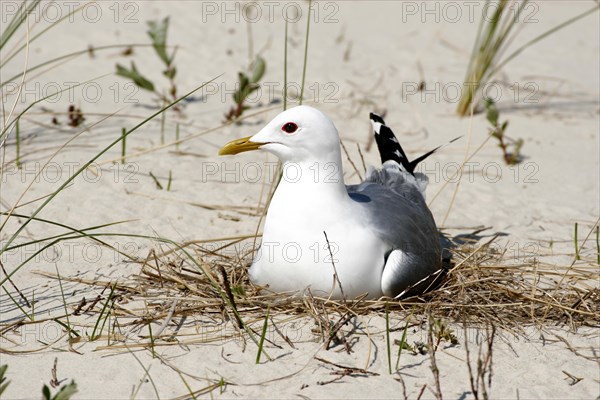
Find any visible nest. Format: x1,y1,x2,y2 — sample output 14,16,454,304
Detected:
24,234,599,352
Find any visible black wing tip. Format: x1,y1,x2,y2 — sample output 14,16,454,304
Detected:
369,112,385,124
408,136,463,172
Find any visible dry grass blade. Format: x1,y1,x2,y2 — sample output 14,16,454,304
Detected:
314,356,379,386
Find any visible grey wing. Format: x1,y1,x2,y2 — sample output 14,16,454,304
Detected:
347,165,442,296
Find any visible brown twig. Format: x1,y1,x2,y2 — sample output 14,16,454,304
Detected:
340,140,362,181
315,356,379,385
416,384,427,400
323,231,346,300
49,357,59,388
427,315,443,400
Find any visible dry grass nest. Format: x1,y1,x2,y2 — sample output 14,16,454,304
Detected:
26,233,599,352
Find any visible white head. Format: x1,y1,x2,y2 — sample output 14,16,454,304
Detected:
219,106,341,164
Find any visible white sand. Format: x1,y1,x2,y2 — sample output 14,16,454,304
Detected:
1,1,598,399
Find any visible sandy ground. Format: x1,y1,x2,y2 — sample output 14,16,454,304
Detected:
1,1,599,399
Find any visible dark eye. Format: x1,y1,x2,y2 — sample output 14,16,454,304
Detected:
281,122,298,134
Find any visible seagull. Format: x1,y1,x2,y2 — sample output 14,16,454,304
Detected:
219,105,447,299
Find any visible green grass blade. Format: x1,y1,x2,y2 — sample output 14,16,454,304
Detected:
0,0,42,51
53,318,80,338
1,76,221,255
1,212,133,249
489,4,599,80
0,1,27,49
596,226,600,265
283,19,288,110
395,306,415,370
2,286,32,320
121,127,127,163
148,323,156,358
1,44,152,88
1,74,111,143
299,0,312,105
90,282,117,341
176,372,197,400
574,222,580,261
256,308,270,364
0,2,85,68
55,263,76,340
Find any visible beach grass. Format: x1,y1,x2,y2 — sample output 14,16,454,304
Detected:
456,0,599,116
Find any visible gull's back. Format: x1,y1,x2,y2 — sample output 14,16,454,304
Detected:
344,113,444,297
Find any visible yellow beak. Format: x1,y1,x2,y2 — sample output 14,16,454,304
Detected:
218,136,264,155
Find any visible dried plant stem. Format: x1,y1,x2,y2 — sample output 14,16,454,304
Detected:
385,303,392,374
323,231,346,300
427,316,442,400
160,104,166,144
340,140,362,181
15,118,21,167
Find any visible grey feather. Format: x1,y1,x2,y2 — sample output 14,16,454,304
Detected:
346,163,442,296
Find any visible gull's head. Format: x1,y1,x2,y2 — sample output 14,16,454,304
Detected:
219,106,340,163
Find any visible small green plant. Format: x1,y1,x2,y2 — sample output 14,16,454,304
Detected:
42,381,78,400
116,17,178,104
225,55,266,121
432,318,459,348
1,364,77,400
486,98,522,165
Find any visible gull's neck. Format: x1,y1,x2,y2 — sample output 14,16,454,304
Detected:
272,150,350,209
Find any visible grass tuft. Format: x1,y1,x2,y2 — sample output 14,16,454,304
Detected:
457,0,599,116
